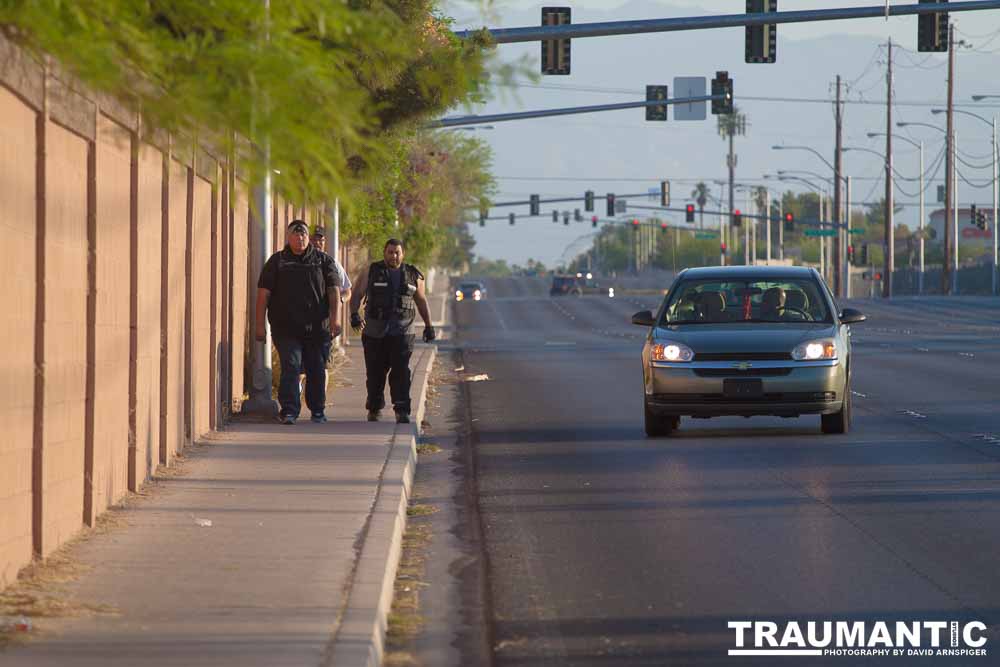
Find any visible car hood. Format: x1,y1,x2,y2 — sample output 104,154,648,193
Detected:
652,323,835,354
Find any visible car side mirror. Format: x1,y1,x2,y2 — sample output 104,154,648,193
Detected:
631,310,655,326
840,308,866,324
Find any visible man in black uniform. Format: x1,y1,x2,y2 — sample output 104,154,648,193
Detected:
349,238,435,423
255,219,343,424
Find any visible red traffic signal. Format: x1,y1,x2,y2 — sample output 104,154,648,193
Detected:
785,212,793,222
720,243,727,253
591,215,598,228
733,209,742,227
660,222,668,232
632,218,640,226
685,204,695,223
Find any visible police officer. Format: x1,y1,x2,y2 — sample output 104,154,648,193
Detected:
349,238,435,423
255,220,343,425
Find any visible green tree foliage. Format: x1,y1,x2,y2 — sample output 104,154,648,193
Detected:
0,0,491,206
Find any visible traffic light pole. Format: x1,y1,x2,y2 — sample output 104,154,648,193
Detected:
430,94,724,128
454,2,997,43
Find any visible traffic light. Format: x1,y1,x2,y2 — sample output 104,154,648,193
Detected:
607,193,616,217
721,242,727,255
584,190,595,212
784,211,794,231
509,212,515,225
711,71,734,115
541,7,571,74
848,244,855,264
646,85,668,122
917,0,949,53
530,194,540,216
976,210,989,230
563,211,570,225
660,222,668,233
552,210,559,223
860,243,869,265
479,208,487,227
591,215,598,228
660,180,671,207
970,203,977,226
574,208,583,222
732,209,742,227
685,203,695,223
631,219,640,230
746,0,777,64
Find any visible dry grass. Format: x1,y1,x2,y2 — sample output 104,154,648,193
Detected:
415,443,441,455
383,521,433,664
405,504,438,518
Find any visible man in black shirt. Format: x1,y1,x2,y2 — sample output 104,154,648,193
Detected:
349,238,435,423
255,220,342,424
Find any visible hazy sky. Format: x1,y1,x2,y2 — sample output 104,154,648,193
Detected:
441,1,1000,267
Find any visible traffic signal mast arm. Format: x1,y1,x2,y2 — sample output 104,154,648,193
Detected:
453,1,997,43
431,94,724,129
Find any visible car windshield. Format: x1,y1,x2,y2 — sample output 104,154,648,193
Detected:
661,278,832,324
460,283,482,291
552,277,574,288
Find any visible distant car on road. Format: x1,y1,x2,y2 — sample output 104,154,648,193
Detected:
631,266,866,437
455,281,487,302
550,272,606,297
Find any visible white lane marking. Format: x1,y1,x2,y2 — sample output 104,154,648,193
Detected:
488,300,509,332
462,373,490,382
959,352,975,358
545,341,577,346
973,433,1000,445
851,390,868,399
916,347,929,352
898,409,927,419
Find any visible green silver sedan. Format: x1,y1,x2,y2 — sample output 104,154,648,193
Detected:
631,266,866,437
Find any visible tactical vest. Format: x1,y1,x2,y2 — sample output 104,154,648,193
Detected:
363,261,421,338
269,245,332,338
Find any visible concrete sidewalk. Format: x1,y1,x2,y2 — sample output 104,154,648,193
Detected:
0,342,437,667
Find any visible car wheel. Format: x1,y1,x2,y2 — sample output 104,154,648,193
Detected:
821,382,851,435
644,401,677,437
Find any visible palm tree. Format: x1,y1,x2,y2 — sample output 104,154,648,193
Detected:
691,181,709,229
752,186,769,217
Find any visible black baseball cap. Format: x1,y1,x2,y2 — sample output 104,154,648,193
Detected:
311,227,326,238
287,219,308,233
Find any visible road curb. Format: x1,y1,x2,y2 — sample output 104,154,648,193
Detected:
327,343,437,667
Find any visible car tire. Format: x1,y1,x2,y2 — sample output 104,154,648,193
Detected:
644,401,677,437
821,381,851,435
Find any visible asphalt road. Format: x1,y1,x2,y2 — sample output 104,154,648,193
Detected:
452,277,1000,666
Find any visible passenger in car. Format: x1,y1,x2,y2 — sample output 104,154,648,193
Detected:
760,287,786,321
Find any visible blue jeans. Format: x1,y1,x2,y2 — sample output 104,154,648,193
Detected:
273,335,332,418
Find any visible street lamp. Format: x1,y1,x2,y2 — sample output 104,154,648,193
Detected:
769,173,835,278
933,108,999,294
868,132,926,294
899,120,960,294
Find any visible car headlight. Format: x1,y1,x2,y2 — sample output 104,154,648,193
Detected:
473,290,481,300
791,339,837,361
650,341,694,362
455,290,464,301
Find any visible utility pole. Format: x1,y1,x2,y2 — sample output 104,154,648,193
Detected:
883,38,894,299
845,176,852,298
944,23,955,294
766,188,772,264
833,74,844,296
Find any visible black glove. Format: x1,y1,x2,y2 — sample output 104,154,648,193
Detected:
350,312,363,331
422,326,436,343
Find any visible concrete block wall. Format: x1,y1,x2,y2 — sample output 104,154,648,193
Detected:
0,36,310,588
91,114,131,521
134,141,163,486
0,85,37,585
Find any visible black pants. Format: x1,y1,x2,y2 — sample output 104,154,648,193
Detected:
362,334,414,415
273,334,332,418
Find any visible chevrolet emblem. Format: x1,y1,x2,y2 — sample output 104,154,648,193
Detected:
732,362,753,371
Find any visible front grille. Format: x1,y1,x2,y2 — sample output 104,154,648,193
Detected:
693,368,792,377
693,352,792,361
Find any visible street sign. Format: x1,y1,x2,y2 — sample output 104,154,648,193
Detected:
804,229,837,237
848,228,865,235
673,77,707,120
937,185,946,203
615,198,627,214
695,232,718,239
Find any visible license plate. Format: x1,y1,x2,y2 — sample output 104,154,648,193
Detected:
723,379,763,399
